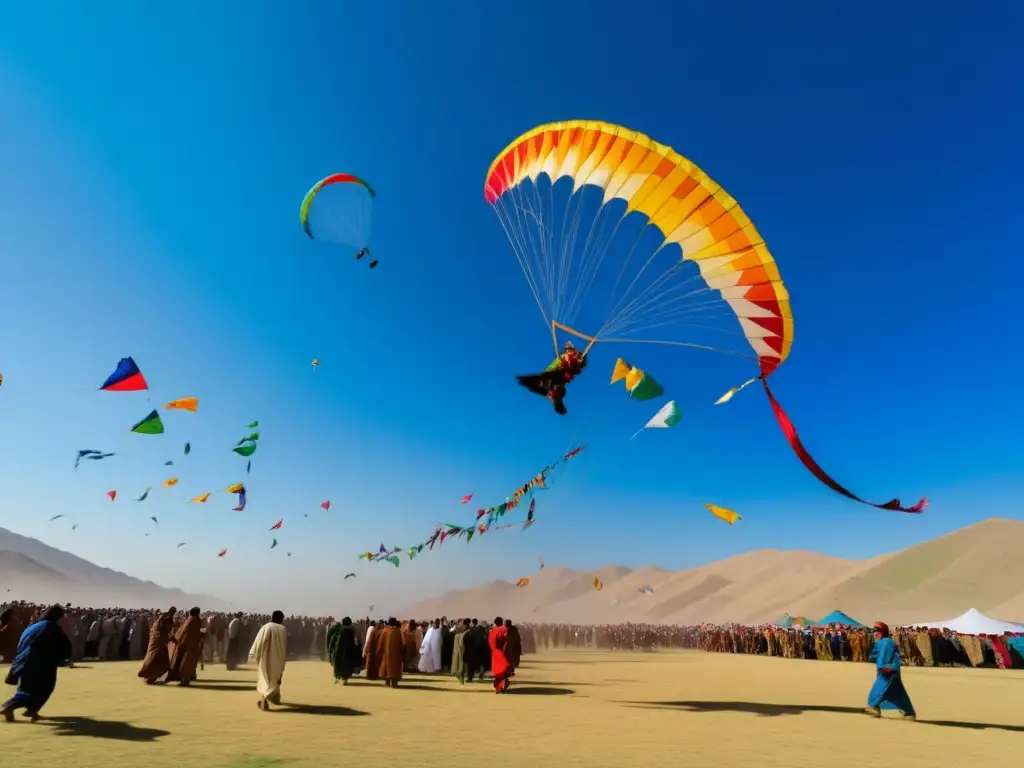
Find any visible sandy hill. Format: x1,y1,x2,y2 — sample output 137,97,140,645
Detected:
401,518,1024,626
0,526,226,609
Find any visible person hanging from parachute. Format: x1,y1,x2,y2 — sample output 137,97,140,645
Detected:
516,341,587,415
355,247,379,268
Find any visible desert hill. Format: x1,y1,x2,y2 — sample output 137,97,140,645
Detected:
401,518,1024,626
0,526,226,609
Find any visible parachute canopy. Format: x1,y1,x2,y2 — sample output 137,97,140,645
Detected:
484,120,792,378
300,173,375,252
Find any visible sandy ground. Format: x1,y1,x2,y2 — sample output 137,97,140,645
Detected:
3,651,1022,768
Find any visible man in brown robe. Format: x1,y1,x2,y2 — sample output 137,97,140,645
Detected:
363,620,383,681
0,606,25,664
138,608,176,684
377,617,404,688
166,607,204,686
402,620,420,672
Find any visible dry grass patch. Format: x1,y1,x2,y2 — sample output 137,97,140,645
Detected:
3,651,1022,767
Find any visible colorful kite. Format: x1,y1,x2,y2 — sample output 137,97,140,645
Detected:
320,500,331,511
247,420,259,429
270,519,283,531
218,549,227,557
705,503,742,525
226,483,246,511
99,357,148,392
516,577,530,588
74,449,115,469
131,410,165,435
592,577,603,592
234,443,258,457
135,488,151,502
189,492,211,503
629,401,681,439
610,358,664,401
164,397,198,412
460,493,474,504
107,490,117,503
163,477,179,488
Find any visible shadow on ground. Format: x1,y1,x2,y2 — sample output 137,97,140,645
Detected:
507,686,575,696
185,683,255,691
625,700,1024,732
42,716,170,741
274,703,368,717
345,681,486,693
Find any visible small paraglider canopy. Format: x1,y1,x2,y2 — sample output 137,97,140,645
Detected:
300,173,378,268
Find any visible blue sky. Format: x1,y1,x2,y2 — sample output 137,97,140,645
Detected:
0,3,1019,615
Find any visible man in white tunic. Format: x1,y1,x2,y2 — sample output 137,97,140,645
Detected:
418,618,443,673
249,610,288,710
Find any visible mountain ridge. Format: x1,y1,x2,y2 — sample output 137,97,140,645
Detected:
401,517,1024,625
0,526,226,609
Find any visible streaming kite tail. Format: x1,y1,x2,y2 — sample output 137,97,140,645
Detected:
761,378,927,514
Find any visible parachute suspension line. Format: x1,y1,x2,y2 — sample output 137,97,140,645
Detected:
566,194,625,327
492,192,552,336
553,179,590,326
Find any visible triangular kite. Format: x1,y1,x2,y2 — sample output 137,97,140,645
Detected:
100,357,148,392
629,400,681,439
270,519,283,531
164,397,198,412
189,492,211,503
705,503,742,525
131,410,165,435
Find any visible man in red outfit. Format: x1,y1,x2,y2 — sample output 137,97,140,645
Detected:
488,616,510,693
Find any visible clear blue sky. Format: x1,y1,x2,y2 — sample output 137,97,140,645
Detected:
0,3,1019,615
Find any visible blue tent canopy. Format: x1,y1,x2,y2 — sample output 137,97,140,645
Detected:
814,610,865,627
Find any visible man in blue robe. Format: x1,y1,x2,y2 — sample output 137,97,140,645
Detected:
865,621,916,720
2,604,73,722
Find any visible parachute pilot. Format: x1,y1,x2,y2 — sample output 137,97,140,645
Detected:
516,341,587,415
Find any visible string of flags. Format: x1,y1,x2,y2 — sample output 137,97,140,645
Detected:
359,445,586,567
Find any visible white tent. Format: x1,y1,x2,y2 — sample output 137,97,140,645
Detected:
913,607,1024,635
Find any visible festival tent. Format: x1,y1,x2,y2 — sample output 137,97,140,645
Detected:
912,608,1024,635
814,610,865,627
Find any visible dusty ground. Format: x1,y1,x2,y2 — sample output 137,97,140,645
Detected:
3,651,1022,767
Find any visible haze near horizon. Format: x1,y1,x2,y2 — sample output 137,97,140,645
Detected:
0,3,1019,615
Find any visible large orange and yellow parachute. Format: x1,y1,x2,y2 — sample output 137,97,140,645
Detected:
485,121,926,515
484,120,792,377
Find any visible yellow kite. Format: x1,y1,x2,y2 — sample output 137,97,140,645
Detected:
592,576,603,592
163,477,179,488
189,492,211,503
705,503,742,524
516,577,530,588
164,397,199,412
225,482,245,494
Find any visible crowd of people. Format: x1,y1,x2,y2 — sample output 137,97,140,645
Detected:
4,598,1023,723
0,601,535,718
